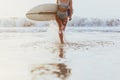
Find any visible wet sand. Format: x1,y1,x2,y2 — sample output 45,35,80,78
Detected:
0,27,120,80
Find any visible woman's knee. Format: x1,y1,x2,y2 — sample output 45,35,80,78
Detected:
59,30,64,34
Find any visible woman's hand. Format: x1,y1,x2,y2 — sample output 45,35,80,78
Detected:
68,16,72,21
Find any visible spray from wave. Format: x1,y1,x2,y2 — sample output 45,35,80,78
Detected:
1,16,120,27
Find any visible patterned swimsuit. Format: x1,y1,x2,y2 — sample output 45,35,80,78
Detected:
57,0,69,20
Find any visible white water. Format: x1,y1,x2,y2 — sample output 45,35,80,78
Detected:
0,17,120,27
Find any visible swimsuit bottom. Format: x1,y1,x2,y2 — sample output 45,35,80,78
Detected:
57,10,68,20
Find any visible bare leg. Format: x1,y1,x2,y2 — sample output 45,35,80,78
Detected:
62,18,68,31
56,15,64,44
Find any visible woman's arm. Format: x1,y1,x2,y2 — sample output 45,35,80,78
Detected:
69,0,73,20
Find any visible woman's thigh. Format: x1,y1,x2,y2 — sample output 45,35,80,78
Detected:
62,17,68,25
56,15,63,31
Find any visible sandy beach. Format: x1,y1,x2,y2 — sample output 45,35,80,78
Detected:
0,26,120,80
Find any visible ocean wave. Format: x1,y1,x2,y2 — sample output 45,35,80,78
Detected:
0,17,120,27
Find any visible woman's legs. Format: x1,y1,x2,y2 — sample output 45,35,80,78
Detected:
56,15,64,44
62,17,68,31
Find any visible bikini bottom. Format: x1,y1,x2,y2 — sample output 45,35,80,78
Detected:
56,11,68,20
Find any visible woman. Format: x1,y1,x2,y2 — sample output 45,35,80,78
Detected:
56,0,73,44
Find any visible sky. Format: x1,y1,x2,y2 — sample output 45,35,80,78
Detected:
0,0,120,18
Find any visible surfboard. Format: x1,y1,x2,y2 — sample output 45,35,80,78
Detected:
26,4,57,21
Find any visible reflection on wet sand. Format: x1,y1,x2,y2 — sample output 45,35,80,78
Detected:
58,44,65,58
31,44,71,80
31,63,71,80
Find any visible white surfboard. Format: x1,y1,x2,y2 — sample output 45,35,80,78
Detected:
26,4,57,21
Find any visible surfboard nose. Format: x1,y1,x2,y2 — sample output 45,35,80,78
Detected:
26,4,57,21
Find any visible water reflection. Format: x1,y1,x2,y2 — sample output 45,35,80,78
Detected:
31,63,71,80
31,43,71,80
58,44,65,58
54,63,71,79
